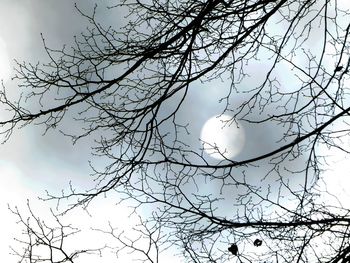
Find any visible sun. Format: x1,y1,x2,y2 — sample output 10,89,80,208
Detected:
200,114,245,160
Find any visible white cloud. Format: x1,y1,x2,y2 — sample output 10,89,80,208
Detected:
0,38,11,83
0,160,34,262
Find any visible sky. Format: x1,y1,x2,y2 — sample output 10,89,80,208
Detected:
1,1,350,262
0,1,185,261
0,1,129,262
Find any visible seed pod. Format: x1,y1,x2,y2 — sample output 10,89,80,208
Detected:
228,243,238,255
335,66,343,72
253,239,262,247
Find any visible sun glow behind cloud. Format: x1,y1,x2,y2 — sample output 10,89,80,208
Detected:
201,114,245,160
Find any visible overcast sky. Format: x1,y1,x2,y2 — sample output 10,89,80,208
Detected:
0,1,190,261
0,1,126,261
1,1,350,262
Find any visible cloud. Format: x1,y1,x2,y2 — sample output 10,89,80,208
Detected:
0,160,34,261
0,38,11,82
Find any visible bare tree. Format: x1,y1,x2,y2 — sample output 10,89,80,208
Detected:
3,0,350,262
9,202,103,263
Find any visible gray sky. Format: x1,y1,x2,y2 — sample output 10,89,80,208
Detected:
0,1,119,261
0,1,182,261
0,0,102,188
1,1,350,262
